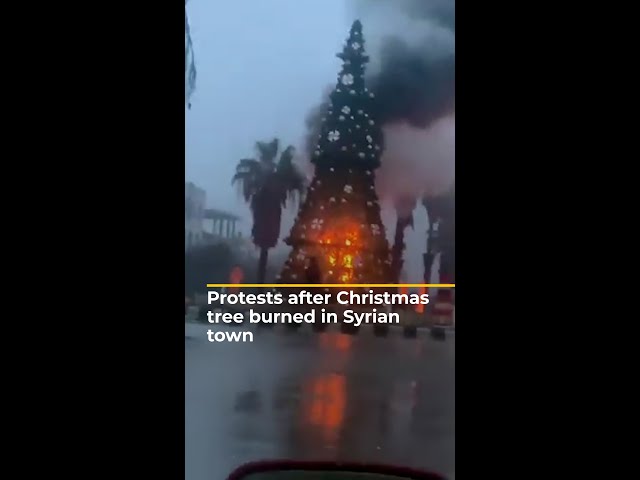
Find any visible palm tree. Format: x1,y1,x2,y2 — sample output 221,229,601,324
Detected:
422,191,450,282
232,138,305,283
391,195,417,282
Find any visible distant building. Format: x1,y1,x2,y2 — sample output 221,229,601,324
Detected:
185,182,254,257
185,182,206,251
202,208,256,259
203,208,240,240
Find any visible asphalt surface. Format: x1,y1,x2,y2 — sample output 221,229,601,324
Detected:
185,323,455,479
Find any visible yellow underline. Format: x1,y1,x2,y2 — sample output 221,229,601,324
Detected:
206,283,455,288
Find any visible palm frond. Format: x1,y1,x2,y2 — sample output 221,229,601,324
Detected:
255,138,279,165
233,158,261,176
273,145,306,207
232,158,264,202
278,145,295,168
232,140,305,210
232,174,254,202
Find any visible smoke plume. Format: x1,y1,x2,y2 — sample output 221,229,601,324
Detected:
378,116,455,200
303,0,455,205
354,0,455,128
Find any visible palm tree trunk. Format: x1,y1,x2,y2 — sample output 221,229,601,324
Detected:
391,195,416,283
391,217,410,282
257,248,269,284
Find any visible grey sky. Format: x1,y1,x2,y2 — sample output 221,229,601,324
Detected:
185,0,453,282
186,0,351,232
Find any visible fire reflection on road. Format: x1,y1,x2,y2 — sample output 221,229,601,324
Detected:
188,323,455,480
302,373,347,445
318,332,353,352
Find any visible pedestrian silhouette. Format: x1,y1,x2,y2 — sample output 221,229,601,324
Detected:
305,257,322,284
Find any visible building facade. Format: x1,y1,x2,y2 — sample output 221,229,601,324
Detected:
185,182,206,251
185,182,252,254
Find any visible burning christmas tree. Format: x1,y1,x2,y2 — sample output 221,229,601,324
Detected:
279,20,392,285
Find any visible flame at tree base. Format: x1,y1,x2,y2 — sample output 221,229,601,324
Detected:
280,215,392,286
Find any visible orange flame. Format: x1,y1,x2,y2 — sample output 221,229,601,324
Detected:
314,218,364,284
228,266,243,294
303,373,347,443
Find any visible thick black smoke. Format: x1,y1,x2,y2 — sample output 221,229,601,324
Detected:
302,0,455,208
351,0,455,33
303,91,331,162
304,0,455,156
390,0,455,31
356,0,455,127
371,37,454,127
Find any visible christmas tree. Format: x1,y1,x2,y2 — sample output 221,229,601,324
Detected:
278,20,392,285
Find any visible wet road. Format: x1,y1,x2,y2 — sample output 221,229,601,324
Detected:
185,323,455,479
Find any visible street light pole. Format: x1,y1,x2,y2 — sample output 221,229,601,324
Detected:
185,0,196,108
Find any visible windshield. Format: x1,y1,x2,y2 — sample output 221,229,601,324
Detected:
185,1,455,479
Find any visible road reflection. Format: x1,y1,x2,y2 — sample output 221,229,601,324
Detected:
302,373,347,445
194,325,455,480
318,331,353,351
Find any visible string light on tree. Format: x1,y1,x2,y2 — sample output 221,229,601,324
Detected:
342,74,354,85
